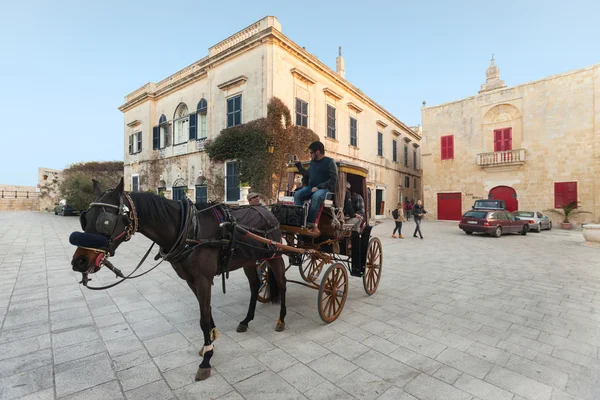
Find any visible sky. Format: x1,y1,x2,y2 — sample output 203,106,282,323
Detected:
1,0,599,186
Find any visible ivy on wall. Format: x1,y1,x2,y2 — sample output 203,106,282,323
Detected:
206,97,319,200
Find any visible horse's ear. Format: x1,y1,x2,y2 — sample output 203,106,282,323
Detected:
92,179,103,199
115,177,124,195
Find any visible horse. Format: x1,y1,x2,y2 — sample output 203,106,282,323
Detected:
69,177,287,381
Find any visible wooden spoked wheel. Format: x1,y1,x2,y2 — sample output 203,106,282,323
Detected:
363,237,382,296
257,261,270,303
317,263,349,323
300,254,325,283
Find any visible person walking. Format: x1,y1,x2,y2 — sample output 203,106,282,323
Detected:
405,200,413,222
391,202,405,238
413,200,427,239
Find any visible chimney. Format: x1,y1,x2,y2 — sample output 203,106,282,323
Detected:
336,46,345,78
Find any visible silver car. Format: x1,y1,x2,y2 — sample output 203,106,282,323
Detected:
512,211,552,232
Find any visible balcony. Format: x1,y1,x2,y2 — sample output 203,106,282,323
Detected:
477,149,526,171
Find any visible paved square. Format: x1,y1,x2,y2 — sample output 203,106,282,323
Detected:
1,212,599,399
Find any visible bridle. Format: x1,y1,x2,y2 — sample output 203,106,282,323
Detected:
75,192,162,290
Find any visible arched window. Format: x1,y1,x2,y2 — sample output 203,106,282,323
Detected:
173,103,189,145
172,178,187,201
197,98,208,140
153,114,169,149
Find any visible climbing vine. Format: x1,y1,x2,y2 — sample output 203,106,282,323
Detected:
206,97,318,200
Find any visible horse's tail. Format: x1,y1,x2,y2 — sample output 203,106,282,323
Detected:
267,261,281,304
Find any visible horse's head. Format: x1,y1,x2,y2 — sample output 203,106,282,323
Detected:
70,177,137,274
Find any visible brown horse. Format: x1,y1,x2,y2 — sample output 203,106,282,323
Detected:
70,178,287,381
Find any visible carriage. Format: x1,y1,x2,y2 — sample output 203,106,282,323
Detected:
254,160,383,323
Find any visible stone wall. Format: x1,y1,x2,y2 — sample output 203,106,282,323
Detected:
421,62,600,226
0,185,39,212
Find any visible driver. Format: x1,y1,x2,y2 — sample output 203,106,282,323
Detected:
294,141,338,234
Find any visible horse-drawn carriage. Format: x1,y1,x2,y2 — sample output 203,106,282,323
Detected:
258,160,383,323
70,159,382,381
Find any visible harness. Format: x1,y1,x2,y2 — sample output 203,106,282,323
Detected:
73,195,282,294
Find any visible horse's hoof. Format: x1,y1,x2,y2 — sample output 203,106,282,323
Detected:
195,367,211,381
236,323,248,333
275,321,286,332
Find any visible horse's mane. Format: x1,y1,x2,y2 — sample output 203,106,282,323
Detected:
129,192,179,223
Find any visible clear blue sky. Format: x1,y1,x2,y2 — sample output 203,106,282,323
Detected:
1,0,598,186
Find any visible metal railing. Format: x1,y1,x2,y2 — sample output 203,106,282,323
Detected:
477,149,526,166
0,190,39,199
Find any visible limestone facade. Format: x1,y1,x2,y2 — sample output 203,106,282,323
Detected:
421,59,600,226
0,184,39,212
119,16,421,220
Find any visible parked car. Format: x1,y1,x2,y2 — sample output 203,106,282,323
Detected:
512,211,552,232
472,199,506,210
54,199,80,216
459,210,530,237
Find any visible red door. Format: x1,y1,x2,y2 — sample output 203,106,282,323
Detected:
437,193,462,220
489,186,518,212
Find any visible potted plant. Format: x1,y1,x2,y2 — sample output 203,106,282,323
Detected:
239,181,251,204
545,201,592,230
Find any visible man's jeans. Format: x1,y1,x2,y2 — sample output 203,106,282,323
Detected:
294,187,328,225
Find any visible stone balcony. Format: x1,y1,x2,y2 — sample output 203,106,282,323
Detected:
477,149,526,171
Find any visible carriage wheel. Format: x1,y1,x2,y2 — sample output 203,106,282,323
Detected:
257,261,270,303
363,237,382,296
318,263,349,323
300,255,326,283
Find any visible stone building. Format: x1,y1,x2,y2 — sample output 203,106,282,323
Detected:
421,59,600,225
118,16,421,220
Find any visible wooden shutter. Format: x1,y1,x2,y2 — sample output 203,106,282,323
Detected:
189,113,197,140
128,135,133,154
566,182,577,205
152,126,159,150
504,128,512,151
441,136,447,160
448,135,454,159
137,132,142,152
494,130,502,152
554,182,565,208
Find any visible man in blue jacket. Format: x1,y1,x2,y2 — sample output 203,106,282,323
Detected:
294,141,338,234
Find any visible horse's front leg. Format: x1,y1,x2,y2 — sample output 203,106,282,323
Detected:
195,276,215,381
236,263,260,332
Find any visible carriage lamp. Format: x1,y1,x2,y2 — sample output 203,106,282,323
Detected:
267,143,275,154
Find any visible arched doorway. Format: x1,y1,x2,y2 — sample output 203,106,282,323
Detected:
489,186,518,212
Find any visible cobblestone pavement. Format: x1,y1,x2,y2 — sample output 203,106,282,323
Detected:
1,212,599,400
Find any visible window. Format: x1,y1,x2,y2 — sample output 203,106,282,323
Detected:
295,98,308,127
350,117,358,147
158,114,169,148
197,98,208,139
326,105,336,139
195,184,207,203
131,175,139,192
174,103,189,145
493,128,512,152
404,176,410,187
152,126,160,150
554,182,577,208
441,135,454,160
128,132,142,154
404,145,409,167
377,132,383,157
225,161,240,201
392,139,397,162
227,95,242,128
413,150,417,169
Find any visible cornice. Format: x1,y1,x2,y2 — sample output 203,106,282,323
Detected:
392,129,401,137
290,68,316,84
323,87,343,100
347,102,363,113
376,120,388,128
217,75,247,90
126,120,141,128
